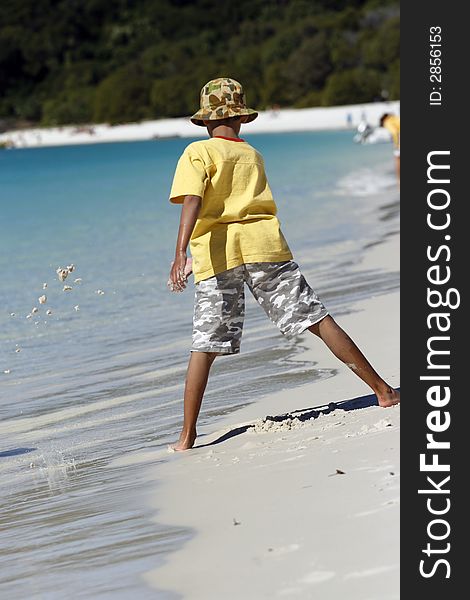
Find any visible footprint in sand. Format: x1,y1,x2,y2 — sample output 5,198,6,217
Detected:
344,565,397,579
267,543,300,556
299,570,336,584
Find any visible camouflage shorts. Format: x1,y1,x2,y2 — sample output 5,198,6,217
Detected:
191,261,328,354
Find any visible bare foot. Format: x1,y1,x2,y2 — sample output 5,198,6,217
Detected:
169,430,197,452
377,387,400,408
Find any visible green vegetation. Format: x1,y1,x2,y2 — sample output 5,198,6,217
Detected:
0,0,399,127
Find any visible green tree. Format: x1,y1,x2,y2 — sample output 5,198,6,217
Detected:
282,32,332,102
42,87,94,126
329,31,360,70
93,65,151,124
150,76,195,118
362,16,400,70
323,68,382,105
382,58,400,100
261,62,291,107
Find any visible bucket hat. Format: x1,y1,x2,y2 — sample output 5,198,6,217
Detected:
190,77,258,126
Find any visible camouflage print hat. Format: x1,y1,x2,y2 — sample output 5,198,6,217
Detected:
190,77,258,126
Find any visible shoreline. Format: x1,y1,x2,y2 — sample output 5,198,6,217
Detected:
0,101,399,149
113,231,400,599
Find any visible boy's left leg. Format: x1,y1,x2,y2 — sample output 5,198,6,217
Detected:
171,351,218,451
246,261,399,408
308,316,399,407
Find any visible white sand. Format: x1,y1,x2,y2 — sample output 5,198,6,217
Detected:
111,233,400,599
1,101,399,149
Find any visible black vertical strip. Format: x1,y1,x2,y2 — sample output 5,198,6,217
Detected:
401,1,465,596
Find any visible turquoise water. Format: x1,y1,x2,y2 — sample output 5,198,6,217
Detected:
0,131,399,598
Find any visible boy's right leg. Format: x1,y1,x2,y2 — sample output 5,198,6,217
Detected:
171,351,218,451
171,265,246,451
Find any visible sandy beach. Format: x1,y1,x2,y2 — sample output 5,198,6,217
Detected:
113,231,400,599
0,100,399,149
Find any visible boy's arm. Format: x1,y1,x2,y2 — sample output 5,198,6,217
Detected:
169,195,202,291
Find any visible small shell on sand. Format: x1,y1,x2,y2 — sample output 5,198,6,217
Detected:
4,369,11,374
74,278,82,284
63,285,72,292
56,268,69,281
43,283,48,289
46,309,52,315
26,314,32,319
74,305,80,311
67,264,75,272
38,295,47,304
10,312,15,317
95,289,105,295
31,307,38,314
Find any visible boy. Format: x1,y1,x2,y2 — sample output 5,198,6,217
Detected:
168,78,399,451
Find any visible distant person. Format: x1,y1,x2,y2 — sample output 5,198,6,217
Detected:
354,119,373,144
167,77,400,451
380,113,400,182
346,112,353,128
270,103,281,118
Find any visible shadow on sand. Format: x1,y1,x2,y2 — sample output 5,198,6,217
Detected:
195,388,400,449
0,447,37,458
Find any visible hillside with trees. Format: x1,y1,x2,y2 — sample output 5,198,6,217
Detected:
0,0,399,128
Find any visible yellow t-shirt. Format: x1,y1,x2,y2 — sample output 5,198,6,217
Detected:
169,136,293,282
384,115,400,148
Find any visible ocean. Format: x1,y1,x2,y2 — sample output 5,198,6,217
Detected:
0,130,399,598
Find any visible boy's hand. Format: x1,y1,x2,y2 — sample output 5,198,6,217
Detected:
168,254,193,292
168,194,200,292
